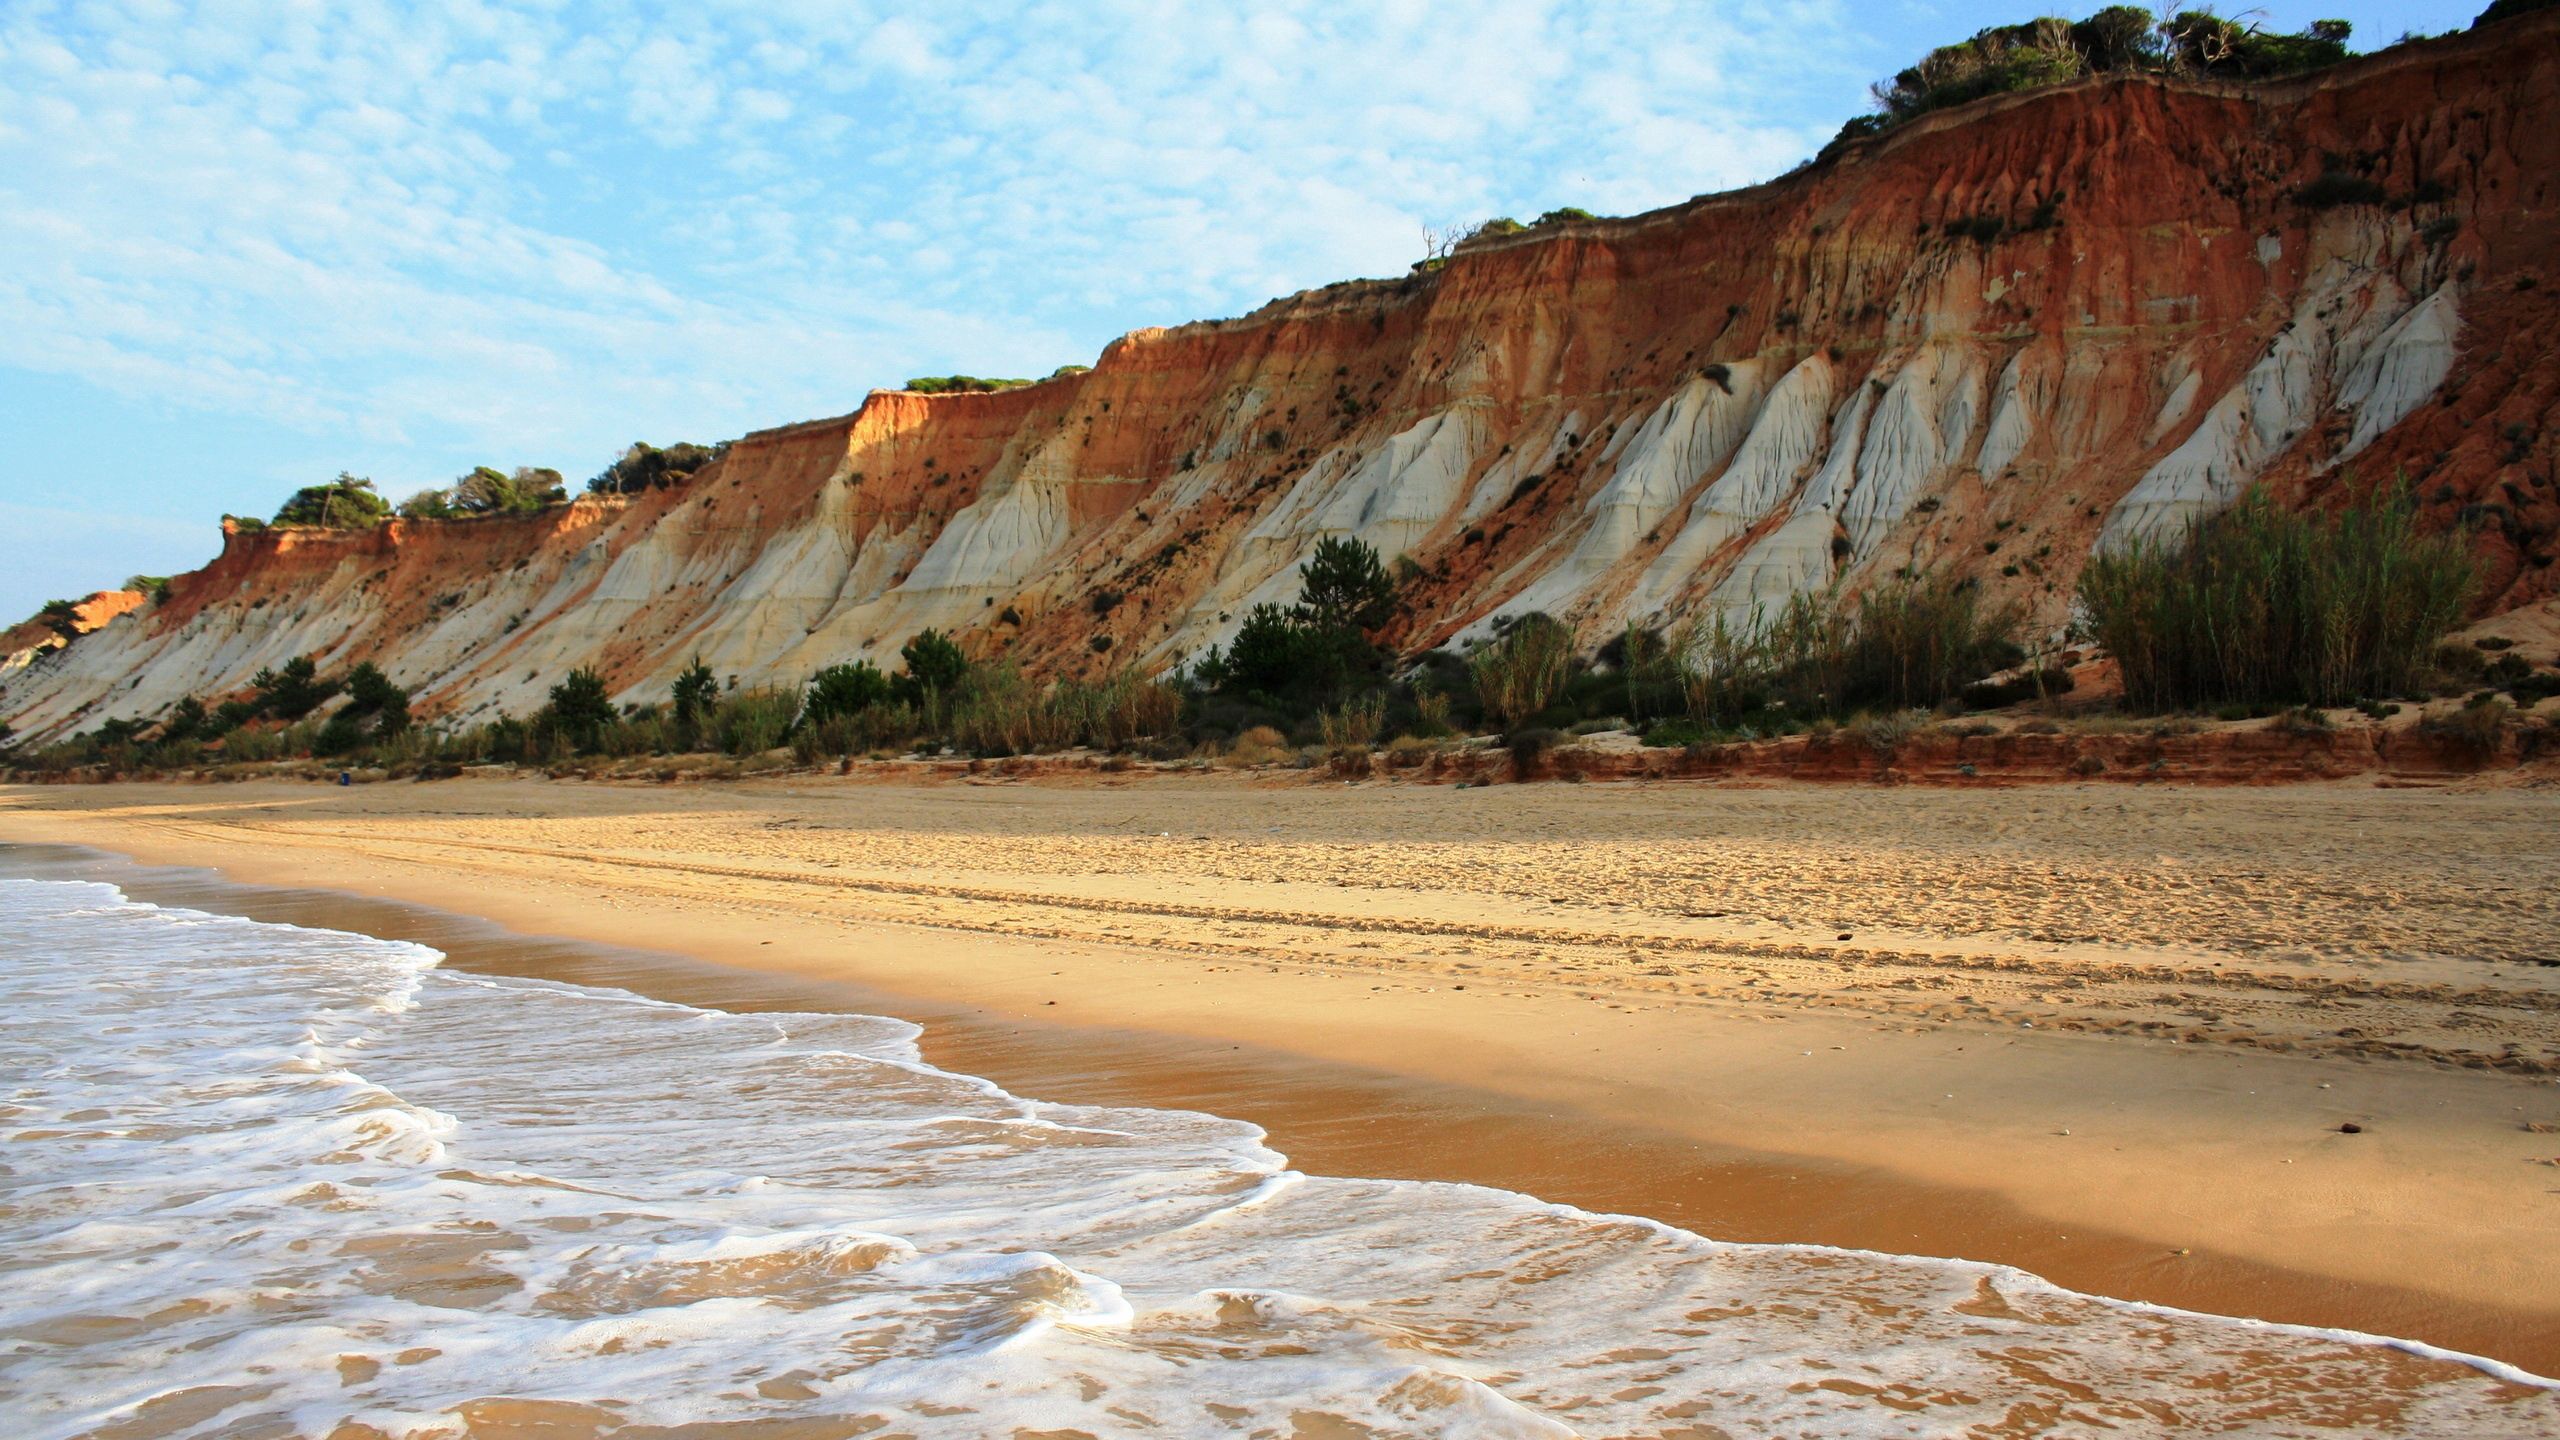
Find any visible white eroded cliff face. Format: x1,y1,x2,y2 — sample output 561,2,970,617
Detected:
2100,215,2462,553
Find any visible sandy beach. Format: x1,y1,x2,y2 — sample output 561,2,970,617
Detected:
6,772,2558,1377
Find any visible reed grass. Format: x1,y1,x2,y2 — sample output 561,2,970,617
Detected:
1318,693,1385,752
2078,490,2473,710
1468,614,1579,732
1673,577,2022,725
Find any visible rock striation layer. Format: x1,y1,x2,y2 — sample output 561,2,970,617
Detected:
9,17,2560,739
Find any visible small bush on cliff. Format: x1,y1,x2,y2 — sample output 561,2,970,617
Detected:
1830,9,2354,154
587,441,722,496
2077,488,2475,711
272,474,391,529
398,488,459,519
2477,0,2559,27
450,466,568,514
903,375,1033,395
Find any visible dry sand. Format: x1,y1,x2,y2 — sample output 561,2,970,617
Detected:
6,773,2558,1374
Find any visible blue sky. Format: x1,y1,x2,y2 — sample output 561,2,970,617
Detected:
0,0,2481,623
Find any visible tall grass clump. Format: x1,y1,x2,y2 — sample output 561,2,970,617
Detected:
711,687,800,756
1468,614,1579,732
1840,577,2024,711
2079,491,2475,710
1053,668,1183,751
949,664,1074,756
1674,577,2021,726
1319,692,1386,753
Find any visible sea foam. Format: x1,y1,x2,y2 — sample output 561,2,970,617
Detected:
0,876,2552,1438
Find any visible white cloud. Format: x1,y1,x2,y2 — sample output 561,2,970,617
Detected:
0,0,1869,509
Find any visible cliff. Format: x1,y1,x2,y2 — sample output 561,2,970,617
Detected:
9,15,2560,741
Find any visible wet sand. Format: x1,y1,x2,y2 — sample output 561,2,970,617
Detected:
5,774,2558,1375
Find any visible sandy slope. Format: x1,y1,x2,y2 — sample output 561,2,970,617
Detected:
6,773,2558,1371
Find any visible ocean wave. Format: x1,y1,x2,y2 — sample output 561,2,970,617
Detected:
0,876,2551,1438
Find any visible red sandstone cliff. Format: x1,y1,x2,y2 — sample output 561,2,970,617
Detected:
8,15,2558,739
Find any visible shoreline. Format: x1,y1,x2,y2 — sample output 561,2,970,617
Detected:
6,774,2559,1376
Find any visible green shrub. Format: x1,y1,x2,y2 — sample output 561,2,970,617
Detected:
1847,708,1927,757
398,488,459,520
1190,538,1395,707
2482,652,2534,688
2272,705,2334,735
897,629,972,701
670,656,720,748
2163,12,2351,77
538,669,618,749
595,714,670,758
272,474,391,528
159,696,213,743
806,661,893,722
1642,717,1710,748
449,466,567,514
1832,9,2353,153
2424,696,2513,758
1299,536,1396,636
315,708,369,756
1837,578,2024,711
250,656,338,720
222,724,293,763
2078,489,2475,710
588,441,722,495
902,375,1033,394
794,715,860,766
1612,624,1685,721
344,662,411,734
2507,672,2560,706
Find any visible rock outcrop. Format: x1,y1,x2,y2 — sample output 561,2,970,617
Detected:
9,16,2560,740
